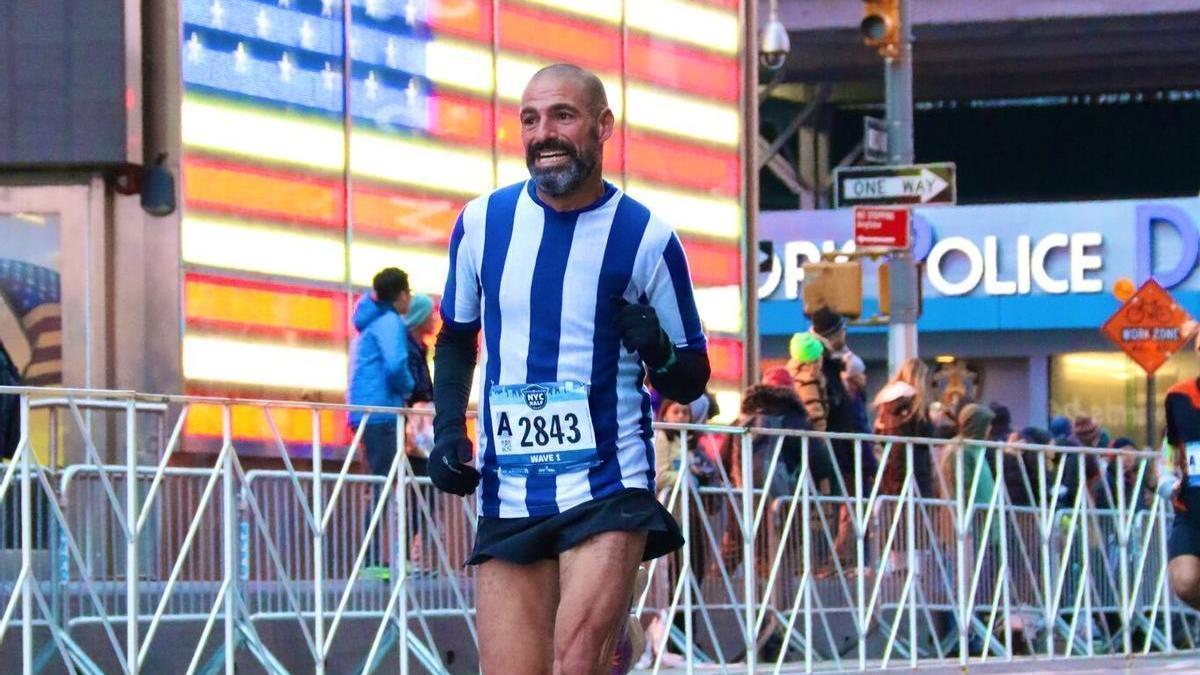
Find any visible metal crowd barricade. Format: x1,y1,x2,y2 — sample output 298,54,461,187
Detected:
2,384,1199,673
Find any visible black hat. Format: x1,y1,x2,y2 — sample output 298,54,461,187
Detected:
810,306,845,338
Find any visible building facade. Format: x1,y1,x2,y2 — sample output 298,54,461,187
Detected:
759,199,1200,444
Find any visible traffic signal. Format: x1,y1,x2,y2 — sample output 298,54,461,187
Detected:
878,260,923,318
801,261,862,319
860,0,900,57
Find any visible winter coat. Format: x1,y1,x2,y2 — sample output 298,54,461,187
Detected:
941,405,996,509
347,294,414,426
654,431,720,494
726,385,817,498
875,410,936,499
822,354,878,488
1002,450,1046,507
793,368,828,432
406,330,433,405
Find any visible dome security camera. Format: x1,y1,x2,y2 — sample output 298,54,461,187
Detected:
759,15,790,70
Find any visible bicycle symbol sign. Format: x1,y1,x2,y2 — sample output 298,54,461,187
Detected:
1101,279,1194,375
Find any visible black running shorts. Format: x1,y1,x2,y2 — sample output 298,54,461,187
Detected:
466,487,684,566
1169,516,1200,561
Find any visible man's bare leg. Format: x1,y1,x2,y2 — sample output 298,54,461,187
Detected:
1170,554,1200,609
477,557,559,675
554,531,648,675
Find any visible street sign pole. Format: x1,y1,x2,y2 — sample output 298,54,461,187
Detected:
885,0,919,377
1101,280,1195,446
1147,373,1156,448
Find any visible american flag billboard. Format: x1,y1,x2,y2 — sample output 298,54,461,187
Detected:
180,0,745,454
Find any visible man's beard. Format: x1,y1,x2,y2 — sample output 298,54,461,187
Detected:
526,138,599,198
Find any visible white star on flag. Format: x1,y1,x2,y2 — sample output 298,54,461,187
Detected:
320,0,335,18
234,42,249,73
322,62,337,91
186,32,203,64
364,0,384,19
365,71,379,100
404,0,418,25
299,20,315,50
406,78,419,107
278,52,294,82
385,38,399,68
255,9,270,38
209,0,225,28
277,0,291,7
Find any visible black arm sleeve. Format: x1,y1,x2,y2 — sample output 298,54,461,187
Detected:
646,347,710,404
433,323,479,443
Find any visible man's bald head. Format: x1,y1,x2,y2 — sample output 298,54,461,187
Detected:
526,63,608,117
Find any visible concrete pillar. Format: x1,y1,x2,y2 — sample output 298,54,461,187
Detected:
1027,352,1050,429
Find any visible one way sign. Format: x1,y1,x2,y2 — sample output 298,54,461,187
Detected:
834,162,956,207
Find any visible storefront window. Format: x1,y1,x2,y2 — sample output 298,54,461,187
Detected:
0,212,62,465
1050,349,1199,447
0,213,62,389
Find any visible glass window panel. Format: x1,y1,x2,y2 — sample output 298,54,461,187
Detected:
1050,349,1200,447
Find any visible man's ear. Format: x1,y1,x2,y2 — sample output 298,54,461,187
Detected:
597,108,615,144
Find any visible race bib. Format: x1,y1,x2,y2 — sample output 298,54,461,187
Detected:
488,381,598,477
1187,442,1200,487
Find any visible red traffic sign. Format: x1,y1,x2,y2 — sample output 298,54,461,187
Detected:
854,206,911,249
1101,279,1195,375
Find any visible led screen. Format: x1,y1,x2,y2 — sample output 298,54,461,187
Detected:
180,0,744,452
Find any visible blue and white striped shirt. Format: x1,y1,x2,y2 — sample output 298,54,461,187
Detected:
440,180,707,518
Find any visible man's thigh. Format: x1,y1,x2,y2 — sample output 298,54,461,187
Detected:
477,557,559,675
555,530,647,673
1170,554,1200,609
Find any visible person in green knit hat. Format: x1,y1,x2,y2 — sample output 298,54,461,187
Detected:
787,332,827,432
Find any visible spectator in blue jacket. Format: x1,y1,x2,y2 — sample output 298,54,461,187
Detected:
349,268,414,573
350,266,415,429
348,267,415,473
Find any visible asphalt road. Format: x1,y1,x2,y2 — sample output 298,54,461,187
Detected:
646,653,1200,673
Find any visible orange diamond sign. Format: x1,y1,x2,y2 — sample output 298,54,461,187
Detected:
1101,279,1195,375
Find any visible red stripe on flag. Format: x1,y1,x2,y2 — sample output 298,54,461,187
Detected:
183,156,464,242
426,0,493,41
627,130,739,196
680,238,741,287
184,272,350,342
707,336,743,384
497,4,621,71
627,35,740,103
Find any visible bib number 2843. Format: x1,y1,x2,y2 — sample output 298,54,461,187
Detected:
488,381,598,477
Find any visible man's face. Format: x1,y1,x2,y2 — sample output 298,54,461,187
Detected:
393,289,412,315
520,75,612,197
829,327,847,352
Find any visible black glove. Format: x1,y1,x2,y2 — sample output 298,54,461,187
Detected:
616,300,673,369
428,436,480,496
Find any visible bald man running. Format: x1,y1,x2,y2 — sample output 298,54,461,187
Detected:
428,63,711,674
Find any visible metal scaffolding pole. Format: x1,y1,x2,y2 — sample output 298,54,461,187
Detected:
885,0,920,375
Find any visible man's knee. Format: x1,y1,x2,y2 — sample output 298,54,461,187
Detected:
1170,556,1200,609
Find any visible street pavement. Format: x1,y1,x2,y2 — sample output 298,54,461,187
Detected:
644,653,1200,673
